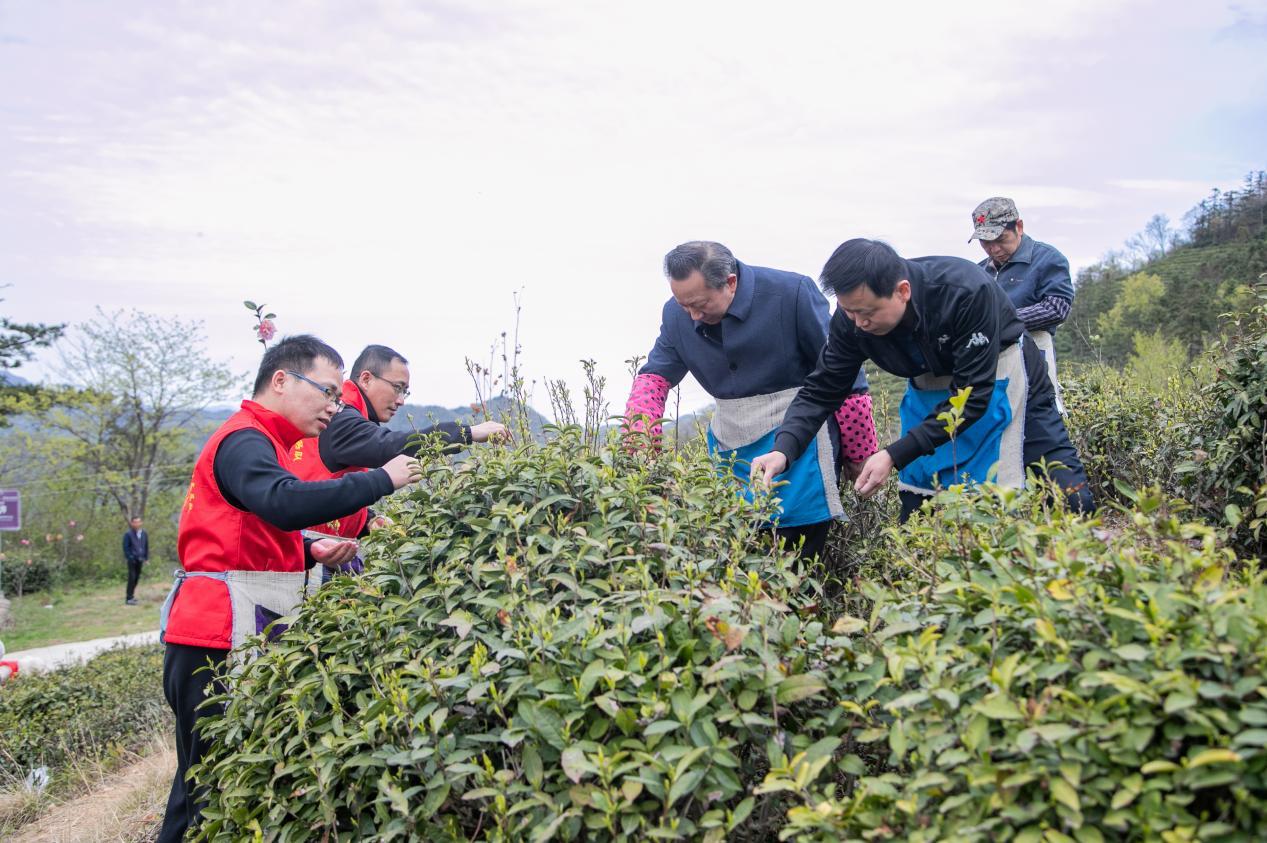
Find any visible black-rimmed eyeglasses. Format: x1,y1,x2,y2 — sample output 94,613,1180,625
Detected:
369,371,411,398
286,370,345,409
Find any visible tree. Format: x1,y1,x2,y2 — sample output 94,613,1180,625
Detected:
1125,213,1177,265
0,291,64,425
1095,271,1165,364
38,309,241,521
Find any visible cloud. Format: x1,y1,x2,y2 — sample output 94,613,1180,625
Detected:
1109,178,1224,193
1,0,1263,411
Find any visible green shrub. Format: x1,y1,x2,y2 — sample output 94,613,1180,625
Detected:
1062,355,1204,504
777,485,1267,841
1184,281,1267,557
0,644,168,781
1,552,55,596
186,423,1267,842
193,430,846,842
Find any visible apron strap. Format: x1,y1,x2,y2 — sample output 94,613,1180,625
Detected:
158,570,229,644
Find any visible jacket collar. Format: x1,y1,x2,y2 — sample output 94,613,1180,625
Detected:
726,260,755,322
902,259,926,331
342,380,372,420
240,400,307,450
996,234,1035,268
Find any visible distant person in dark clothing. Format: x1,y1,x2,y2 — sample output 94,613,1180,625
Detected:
123,515,148,605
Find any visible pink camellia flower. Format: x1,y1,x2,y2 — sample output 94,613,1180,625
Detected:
19,538,29,546
68,520,76,527
255,319,277,342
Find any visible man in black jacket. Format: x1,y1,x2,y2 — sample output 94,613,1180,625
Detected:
316,345,507,477
289,344,508,548
751,238,1093,521
123,515,148,605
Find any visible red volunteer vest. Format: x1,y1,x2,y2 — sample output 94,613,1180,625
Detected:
165,401,308,650
287,381,370,538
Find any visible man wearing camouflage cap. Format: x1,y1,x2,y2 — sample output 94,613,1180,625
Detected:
970,197,1073,411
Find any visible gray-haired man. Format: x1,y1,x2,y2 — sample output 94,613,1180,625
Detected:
624,241,876,560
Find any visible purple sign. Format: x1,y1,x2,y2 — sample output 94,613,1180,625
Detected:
0,490,19,531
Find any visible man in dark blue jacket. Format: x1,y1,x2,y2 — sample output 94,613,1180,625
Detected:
971,197,1074,411
751,238,1093,521
625,241,876,560
123,515,148,605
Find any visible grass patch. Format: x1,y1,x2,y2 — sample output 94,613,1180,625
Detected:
0,644,171,838
2,578,168,652
1,734,173,841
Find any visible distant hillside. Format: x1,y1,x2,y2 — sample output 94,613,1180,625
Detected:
1059,171,1267,366
194,394,555,447
661,408,713,445
385,394,552,441
5,393,557,457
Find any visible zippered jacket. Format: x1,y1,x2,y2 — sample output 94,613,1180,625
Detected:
773,255,1024,470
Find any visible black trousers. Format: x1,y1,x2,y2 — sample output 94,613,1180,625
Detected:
899,336,1094,523
125,559,143,600
158,643,227,843
773,520,832,561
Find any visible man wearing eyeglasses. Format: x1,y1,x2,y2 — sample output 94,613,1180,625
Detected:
158,334,421,843
289,344,508,548
624,241,877,563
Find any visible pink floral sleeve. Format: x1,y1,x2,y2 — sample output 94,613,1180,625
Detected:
835,392,877,463
623,373,671,439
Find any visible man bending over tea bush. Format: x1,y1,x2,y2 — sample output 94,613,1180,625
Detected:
625,240,877,560
156,335,420,843
288,343,508,574
752,238,1093,521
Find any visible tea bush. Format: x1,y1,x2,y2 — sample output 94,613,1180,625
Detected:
187,425,1267,841
1184,281,1267,557
776,485,1267,841
1062,357,1204,505
192,430,849,842
0,643,168,781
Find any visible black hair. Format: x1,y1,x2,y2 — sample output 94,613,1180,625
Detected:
819,238,905,298
351,344,408,379
663,241,737,289
252,334,344,397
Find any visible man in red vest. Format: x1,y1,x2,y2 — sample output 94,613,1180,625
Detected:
157,335,420,843
289,344,508,548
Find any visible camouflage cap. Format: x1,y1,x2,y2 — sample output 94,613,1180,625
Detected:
969,196,1020,242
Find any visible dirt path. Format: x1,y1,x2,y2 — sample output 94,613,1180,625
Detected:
10,741,173,843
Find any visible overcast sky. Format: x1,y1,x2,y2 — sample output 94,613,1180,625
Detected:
2,0,1264,414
